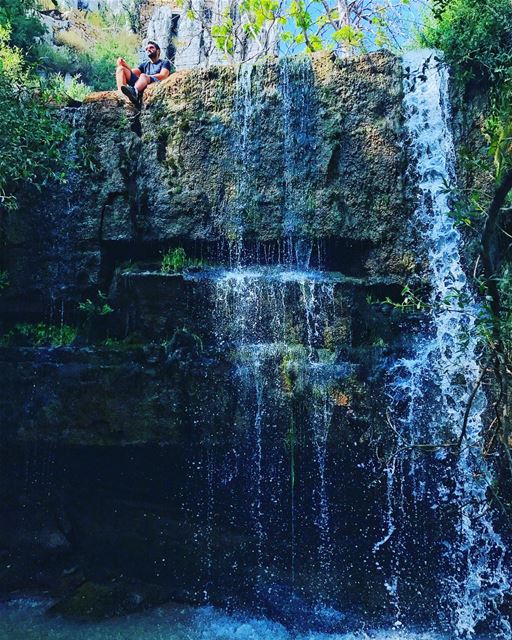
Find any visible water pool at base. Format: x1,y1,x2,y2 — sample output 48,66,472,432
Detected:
0,598,492,640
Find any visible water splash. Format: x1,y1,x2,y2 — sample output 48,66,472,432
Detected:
212,267,336,349
0,596,483,640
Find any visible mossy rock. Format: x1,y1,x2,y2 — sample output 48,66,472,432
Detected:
48,580,169,620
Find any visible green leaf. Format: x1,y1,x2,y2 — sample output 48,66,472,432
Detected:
332,25,363,47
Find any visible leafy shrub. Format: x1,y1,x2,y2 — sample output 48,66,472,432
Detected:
0,322,77,347
54,28,90,53
161,247,187,273
0,0,45,55
78,291,114,341
78,291,113,317
84,29,138,90
161,247,204,273
35,10,138,91
0,25,70,210
422,0,512,87
50,72,92,102
35,42,78,75
422,0,512,185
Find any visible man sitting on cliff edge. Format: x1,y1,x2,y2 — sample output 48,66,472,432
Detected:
116,41,174,107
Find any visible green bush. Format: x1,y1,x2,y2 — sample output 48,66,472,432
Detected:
0,0,45,55
161,248,204,273
50,72,92,102
35,10,139,92
422,0,512,87
0,25,70,210
422,0,512,183
35,42,79,76
0,322,77,347
78,291,113,317
161,247,187,273
84,31,138,90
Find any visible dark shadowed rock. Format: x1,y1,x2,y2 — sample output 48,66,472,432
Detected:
48,580,170,619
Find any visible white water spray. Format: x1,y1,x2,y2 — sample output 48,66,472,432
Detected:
211,265,342,591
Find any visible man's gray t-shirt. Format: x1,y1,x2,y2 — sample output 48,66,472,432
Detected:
138,59,174,76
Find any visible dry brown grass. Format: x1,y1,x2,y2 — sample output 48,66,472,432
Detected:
54,29,90,52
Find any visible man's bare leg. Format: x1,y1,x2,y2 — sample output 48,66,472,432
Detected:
134,74,151,94
116,66,131,91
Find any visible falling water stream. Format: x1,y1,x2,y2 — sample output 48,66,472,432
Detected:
211,265,342,597
279,56,316,236
373,50,510,637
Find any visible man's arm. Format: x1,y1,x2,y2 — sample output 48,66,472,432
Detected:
151,68,171,81
117,57,141,77
150,61,174,82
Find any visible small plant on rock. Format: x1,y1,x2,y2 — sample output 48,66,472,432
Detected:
0,322,77,347
0,270,9,291
78,291,113,317
161,247,186,273
161,247,204,273
78,290,114,341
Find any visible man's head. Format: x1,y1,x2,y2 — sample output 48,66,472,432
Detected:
145,41,160,61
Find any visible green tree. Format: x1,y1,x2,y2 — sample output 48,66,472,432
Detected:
422,0,512,87
0,0,45,54
179,0,421,62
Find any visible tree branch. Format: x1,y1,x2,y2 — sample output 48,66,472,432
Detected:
481,167,512,318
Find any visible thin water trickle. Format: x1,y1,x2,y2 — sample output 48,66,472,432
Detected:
204,448,214,602
250,355,266,573
311,390,335,586
279,57,316,237
231,63,258,241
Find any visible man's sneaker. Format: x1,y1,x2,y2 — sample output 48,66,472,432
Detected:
121,85,141,107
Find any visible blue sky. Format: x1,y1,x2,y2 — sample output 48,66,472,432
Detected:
277,0,432,55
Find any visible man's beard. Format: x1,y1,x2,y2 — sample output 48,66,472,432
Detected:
149,52,158,61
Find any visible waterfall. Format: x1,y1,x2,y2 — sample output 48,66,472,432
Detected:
230,58,316,243
310,385,335,589
107,50,510,634
208,264,345,605
212,267,337,349
231,64,257,241
375,49,510,636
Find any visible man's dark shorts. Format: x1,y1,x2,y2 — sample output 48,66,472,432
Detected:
128,72,160,86
128,71,139,87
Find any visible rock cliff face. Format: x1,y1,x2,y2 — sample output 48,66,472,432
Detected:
58,0,127,12
2,51,414,320
0,52,427,611
1,51,419,443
